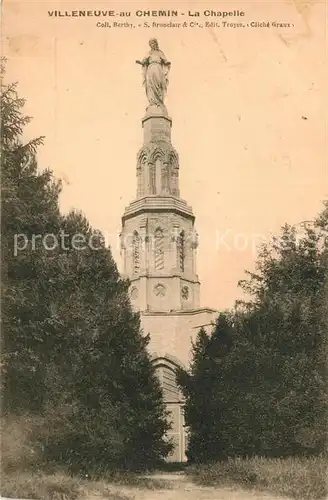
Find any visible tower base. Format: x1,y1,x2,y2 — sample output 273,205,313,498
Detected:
141,308,217,462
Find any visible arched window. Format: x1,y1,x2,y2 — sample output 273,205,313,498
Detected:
153,358,182,403
177,230,185,272
132,231,140,275
149,163,156,194
161,163,170,194
154,228,164,270
136,165,143,198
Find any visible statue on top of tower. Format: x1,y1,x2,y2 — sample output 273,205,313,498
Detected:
136,39,171,109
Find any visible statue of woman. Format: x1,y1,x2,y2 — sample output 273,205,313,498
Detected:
136,39,171,108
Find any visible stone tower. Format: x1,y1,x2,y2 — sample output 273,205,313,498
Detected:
120,40,217,461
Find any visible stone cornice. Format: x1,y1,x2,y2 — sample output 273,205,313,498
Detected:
142,113,172,126
129,274,200,284
141,307,218,317
122,195,195,222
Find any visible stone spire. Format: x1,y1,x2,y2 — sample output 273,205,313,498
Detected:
136,110,180,198
121,41,200,313
135,38,179,199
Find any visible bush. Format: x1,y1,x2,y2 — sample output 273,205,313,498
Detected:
1,76,171,474
179,214,328,462
1,472,83,500
188,455,328,499
1,471,135,500
1,415,43,473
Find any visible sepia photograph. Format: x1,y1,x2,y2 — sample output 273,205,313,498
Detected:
1,1,327,499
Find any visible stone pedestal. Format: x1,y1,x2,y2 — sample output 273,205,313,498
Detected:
142,114,172,143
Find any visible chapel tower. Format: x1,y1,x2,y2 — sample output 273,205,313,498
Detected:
120,39,217,461
121,104,201,313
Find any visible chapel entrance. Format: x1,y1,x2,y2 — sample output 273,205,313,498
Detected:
153,356,187,462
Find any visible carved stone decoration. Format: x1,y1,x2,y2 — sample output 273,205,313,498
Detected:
136,143,179,197
136,165,143,197
154,228,165,270
130,287,139,300
149,163,156,194
150,145,166,164
177,231,185,273
171,165,180,197
161,163,170,194
190,230,199,249
181,286,189,300
132,231,141,275
163,148,179,168
154,283,166,297
139,144,178,167
137,148,149,165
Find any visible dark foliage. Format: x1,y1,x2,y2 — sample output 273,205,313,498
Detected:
1,72,171,472
178,210,328,462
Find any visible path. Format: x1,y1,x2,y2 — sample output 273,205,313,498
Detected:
89,472,289,500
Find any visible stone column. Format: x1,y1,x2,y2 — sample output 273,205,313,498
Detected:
149,163,156,194
162,163,170,194
155,159,161,194
171,223,180,273
136,165,142,198
171,166,180,197
190,230,199,276
139,218,148,274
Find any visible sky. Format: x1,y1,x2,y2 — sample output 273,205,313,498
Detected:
3,0,327,310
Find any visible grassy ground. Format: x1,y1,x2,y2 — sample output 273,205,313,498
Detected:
0,416,172,499
96,471,173,490
187,455,328,500
1,471,136,500
1,472,84,500
2,440,326,500
3,459,327,500
1,470,174,500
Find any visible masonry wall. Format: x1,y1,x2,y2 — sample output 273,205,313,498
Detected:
141,309,217,367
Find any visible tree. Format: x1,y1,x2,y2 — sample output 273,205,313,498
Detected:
1,74,171,472
238,218,327,455
177,314,235,463
39,210,172,472
178,204,328,462
1,69,62,413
